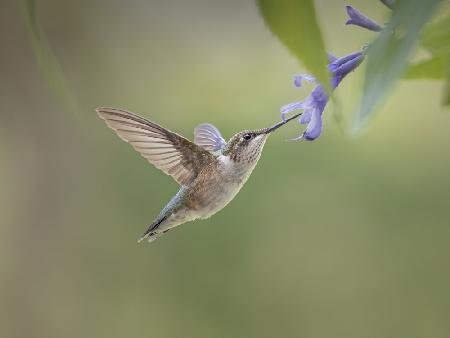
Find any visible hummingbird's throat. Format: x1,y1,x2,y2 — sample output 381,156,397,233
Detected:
230,135,267,165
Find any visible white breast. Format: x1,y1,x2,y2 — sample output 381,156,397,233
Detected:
217,154,255,183
193,155,258,219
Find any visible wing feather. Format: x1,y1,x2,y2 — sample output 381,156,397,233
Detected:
97,107,215,186
194,123,226,152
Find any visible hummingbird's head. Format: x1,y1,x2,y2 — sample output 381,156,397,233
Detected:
223,121,285,164
223,130,268,163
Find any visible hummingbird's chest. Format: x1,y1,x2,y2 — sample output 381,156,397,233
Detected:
185,154,259,218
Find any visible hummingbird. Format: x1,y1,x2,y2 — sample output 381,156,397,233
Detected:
96,107,301,242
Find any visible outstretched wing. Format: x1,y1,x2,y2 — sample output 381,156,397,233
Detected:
194,123,226,152
97,107,214,186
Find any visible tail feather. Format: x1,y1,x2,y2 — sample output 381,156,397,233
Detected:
137,215,167,243
137,232,159,243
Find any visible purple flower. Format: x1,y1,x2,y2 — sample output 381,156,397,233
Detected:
281,51,365,141
329,51,365,88
345,6,382,32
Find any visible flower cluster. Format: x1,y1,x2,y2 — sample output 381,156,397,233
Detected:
281,2,388,141
281,51,365,140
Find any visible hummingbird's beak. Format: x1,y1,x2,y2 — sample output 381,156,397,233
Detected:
260,112,303,134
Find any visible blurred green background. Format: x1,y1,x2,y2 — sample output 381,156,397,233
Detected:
1,0,450,337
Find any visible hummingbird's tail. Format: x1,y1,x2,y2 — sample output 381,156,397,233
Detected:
137,232,160,243
137,215,168,243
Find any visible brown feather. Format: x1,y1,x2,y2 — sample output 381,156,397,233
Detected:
96,107,216,186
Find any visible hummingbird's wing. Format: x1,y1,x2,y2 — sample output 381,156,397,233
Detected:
194,124,226,152
97,107,215,186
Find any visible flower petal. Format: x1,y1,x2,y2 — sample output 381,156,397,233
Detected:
329,51,364,88
345,6,382,32
329,51,363,72
281,49,365,141
280,101,305,120
310,85,328,111
300,85,328,137
327,53,337,63
334,54,364,77
302,108,323,141
300,106,312,124
293,74,316,88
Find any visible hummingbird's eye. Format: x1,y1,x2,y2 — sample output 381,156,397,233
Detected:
243,133,252,141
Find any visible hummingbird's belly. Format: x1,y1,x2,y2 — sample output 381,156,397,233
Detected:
185,158,255,219
197,180,244,218
157,173,249,233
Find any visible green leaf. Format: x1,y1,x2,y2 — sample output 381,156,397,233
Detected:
257,0,330,92
421,14,450,56
406,13,450,104
354,0,442,129
21,0,79,117
404,55,450,79
445,74,450,106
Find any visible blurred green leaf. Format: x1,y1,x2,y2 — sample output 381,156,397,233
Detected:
24,0,37,30
355,0,441,129
421,14,450,56
21,0,79,117
257,0,330,92
420,13,450,106
406,13,450,105
405,55,450,79
445,74,450,106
